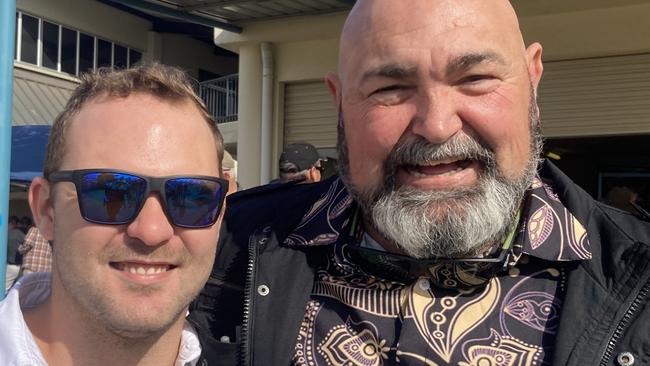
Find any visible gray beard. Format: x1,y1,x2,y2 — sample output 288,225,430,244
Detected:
337,95,543,259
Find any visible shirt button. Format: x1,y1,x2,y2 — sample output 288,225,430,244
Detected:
418,278,430,291
257,284,270,296
617,352,635,366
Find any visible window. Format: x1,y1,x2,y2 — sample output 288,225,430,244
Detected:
20,14,38,64
15,11,143,76
60,27,77,75
42,21,59,70
114,45,127,69
129,49,142,66
97,39,112,68
78,33,94,74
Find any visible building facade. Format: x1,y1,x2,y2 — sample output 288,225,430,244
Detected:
9,0,239,218
209,0,650,213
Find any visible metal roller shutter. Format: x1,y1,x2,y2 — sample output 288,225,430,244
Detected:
539,53,650,138
283,81,337,148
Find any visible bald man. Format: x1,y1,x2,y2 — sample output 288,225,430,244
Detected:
191,1,650,365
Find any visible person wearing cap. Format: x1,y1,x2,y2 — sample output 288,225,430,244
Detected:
192,1,650,365
278,142,322,184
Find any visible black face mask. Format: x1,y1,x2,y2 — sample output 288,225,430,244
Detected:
337,207,521,289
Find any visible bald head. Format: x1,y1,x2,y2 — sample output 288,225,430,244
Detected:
335,0,529,92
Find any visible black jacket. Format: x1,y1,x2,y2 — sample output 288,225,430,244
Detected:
189,161,650,366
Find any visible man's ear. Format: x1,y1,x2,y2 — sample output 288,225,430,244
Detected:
308,166,322,183
526,42,544,93
224,171,237,196
325,72,342,112
29,177,55,241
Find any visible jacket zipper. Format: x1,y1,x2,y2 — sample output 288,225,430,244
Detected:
599,276,650,366
240,231,260,366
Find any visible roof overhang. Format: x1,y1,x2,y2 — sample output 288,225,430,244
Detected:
101,0,357,33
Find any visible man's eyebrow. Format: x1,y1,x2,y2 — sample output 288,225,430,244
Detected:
446,52,506,76
360,63,419,83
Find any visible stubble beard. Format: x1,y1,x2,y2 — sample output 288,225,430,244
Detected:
337,94,544,259
53,241,205,341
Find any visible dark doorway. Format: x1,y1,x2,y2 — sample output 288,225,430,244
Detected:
544,135,650,214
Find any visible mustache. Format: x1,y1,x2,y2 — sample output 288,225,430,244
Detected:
386,134,496,169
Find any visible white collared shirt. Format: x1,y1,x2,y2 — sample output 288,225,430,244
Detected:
0,273,202,366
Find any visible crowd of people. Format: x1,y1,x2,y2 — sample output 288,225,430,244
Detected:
2,0,649,365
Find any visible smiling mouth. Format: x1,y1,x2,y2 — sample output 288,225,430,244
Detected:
110,262,175,276
403,158,474,177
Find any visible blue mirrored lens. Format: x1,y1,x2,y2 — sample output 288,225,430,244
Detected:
165,178,222,227
79,172,147,223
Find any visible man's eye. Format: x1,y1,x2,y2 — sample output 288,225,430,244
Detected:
457,75,500,94
461,74,492,84
372,85,407,95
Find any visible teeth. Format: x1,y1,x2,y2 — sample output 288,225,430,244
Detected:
409,166,465,177
122,264,169,276
425,157,464,166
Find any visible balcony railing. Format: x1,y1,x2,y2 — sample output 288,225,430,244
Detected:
199,73,238,123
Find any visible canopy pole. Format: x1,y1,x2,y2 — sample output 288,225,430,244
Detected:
0,0,17,299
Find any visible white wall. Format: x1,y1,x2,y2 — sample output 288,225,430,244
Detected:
521,3,650,60
161,34,238,79
17,0,239,79
17,0,150,50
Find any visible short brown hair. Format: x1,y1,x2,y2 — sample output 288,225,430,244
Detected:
43,62,224,179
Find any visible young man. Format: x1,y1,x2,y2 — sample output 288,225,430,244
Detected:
0,63,234,365
193,0,650,365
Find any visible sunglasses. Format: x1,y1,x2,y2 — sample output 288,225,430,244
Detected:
342,244,512,288
48,169,228,228
337,204,522,288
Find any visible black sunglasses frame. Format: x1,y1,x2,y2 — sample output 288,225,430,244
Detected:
343,244,512,286
335,204,522,287
48,169,229,228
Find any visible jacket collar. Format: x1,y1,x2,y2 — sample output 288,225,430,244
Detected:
284,174,592,262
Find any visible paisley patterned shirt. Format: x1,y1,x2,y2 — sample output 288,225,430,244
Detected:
284,177,592,366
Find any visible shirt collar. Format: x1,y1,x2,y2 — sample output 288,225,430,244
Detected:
284,176,592,262
176,321,202,366
283,178,354,247
517,176,592,261
1,273,202,366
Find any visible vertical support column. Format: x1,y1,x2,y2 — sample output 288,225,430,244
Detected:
260,42,274,185
236,43,263,189
0,0,17,298
146,31,163,62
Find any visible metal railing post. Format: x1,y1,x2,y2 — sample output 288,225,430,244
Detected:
0,0,17,298
198,73,238,123
225,81,231,117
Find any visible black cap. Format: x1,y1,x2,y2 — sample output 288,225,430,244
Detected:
279,143,320,171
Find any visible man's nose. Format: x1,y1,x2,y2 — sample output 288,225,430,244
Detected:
126,194,174,246
409,88,462,144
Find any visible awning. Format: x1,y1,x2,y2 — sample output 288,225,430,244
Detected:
10,125,50,183
103,0,356,31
